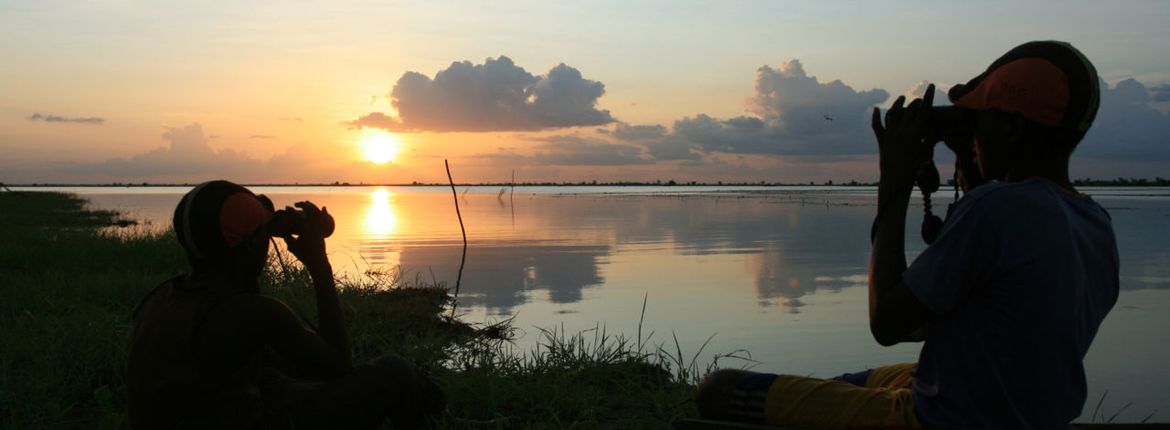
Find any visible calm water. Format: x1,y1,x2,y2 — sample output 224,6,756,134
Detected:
27,185,1170,422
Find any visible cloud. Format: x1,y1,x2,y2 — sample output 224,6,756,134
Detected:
481,135,652,166
346,112,401,130
603,122,701,161
1151,84,1170,103
90,124,262,179
1077,78,1170,161
27,113,104,125
672,60,889,157
474,60,891,170
644,136,703,161
532,135,651,166
249,135,275,139
55,123,394,183
347,56,614,132
611,122,667,140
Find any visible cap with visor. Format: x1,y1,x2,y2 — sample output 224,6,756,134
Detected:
947,40,1100,140
173,180,273,261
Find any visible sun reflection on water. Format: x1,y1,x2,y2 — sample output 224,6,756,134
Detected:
364,188,398,236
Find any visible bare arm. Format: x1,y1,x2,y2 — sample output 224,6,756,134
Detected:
280,201,351,370
306,260,350,368
868,87,936,346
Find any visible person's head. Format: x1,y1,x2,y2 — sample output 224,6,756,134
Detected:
947,41,1100,181
173,180,274,290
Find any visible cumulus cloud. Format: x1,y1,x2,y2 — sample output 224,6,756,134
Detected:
347,56,614,132
1077,78,1170,161
672,60,889,157
27,113,104,125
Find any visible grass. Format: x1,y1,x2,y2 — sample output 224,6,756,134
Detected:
0,191,707,429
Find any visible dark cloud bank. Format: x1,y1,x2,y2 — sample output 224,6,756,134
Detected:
477,59,891,167
348,56,613,132
470,60,1169,172
1078,78,1170,161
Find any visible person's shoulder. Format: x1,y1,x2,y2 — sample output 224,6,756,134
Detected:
960,179,1063,208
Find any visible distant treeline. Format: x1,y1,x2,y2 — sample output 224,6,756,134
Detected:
1070,177,1170,186
7,177,1170,188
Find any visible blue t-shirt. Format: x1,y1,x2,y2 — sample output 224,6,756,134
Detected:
903,179,1119,429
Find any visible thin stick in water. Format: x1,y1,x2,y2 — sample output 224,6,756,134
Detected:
510,169,515,226
445,159,468,316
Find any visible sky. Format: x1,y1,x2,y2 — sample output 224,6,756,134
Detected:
2,0,1169,184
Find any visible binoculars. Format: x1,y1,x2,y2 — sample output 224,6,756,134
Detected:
268,206,335,238
256,195,336,239
926,106,976,144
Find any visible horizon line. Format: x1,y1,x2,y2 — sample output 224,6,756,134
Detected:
5,177,1169,188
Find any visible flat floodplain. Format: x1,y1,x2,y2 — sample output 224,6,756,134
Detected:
22,185,1170,422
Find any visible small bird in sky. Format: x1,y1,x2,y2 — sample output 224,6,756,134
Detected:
823,114,834,121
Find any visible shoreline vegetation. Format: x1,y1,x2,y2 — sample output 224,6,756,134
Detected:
0,191,715,429
5,176,1170,188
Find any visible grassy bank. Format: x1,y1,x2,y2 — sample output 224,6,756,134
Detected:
0,192,701,429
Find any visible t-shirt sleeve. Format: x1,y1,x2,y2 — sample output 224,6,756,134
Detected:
903,200,1000,315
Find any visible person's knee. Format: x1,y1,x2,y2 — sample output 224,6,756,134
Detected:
359,355,446,414
696,368,757,420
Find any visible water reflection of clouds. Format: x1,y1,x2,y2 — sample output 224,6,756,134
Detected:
530,195,877,312
297,189,1170,316
75,188,1170,319
396,193,888,314
351,192,889,313
394,244,608,315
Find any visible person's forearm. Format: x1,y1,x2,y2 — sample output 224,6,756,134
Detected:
869,180,912,320
310,262,352,369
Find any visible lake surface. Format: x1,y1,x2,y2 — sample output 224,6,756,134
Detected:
27,185,1170,422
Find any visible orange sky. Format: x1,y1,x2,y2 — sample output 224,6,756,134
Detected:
2,2,1168,184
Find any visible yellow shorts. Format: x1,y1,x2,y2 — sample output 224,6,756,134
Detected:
764,363,921,429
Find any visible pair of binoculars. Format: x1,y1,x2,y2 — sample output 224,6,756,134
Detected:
926,106,976,143
256,195,336,238
268,206,335,238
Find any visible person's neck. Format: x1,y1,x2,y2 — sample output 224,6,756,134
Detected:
1006,162,1075,194
1004,147,1075,194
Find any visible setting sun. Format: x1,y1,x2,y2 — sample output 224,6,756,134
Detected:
360,131,401,164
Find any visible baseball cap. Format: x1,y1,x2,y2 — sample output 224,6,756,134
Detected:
948,41,1099,138
173,180,273,260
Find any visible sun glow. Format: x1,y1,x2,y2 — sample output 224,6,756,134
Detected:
360,131,402,164
364,188,398,235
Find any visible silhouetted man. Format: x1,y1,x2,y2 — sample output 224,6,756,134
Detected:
698,41,1118,428
128,180,444,429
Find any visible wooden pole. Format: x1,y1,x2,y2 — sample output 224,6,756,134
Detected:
445,160,468,316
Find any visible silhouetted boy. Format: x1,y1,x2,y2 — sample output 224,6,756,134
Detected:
128,180,444,429
698,41,1118,428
